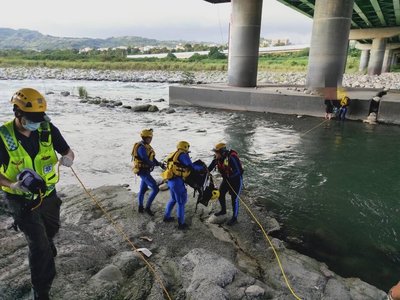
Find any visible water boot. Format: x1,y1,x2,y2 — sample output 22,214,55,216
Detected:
226,217,237,226
178,223,189,230
145,207,155,216
163,216,175,222
32,287,50,300
214,210,226,217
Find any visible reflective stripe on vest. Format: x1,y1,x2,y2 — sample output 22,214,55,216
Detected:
0,120,59,198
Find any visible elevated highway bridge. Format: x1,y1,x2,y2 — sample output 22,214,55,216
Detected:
169,1,400,123
204,0,400,89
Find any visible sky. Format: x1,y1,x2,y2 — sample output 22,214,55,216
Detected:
0,0,313,44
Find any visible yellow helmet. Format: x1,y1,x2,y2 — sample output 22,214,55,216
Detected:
11,88,47,113
177,141,190,152
212,142,226,152
141,128,153,138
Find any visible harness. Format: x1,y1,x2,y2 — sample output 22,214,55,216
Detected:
161,150,190,180
132,141,155,174
217,150,244,178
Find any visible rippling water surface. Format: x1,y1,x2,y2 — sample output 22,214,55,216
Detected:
1,79,399,291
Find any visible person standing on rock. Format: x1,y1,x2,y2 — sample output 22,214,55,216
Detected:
0,88,75,300
131,128,164,216
208,142,243,226
162,141,204,230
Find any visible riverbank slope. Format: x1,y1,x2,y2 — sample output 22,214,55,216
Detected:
0,184,386,299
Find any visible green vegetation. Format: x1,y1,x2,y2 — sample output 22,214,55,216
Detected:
78,86,88,99
0,48,365,73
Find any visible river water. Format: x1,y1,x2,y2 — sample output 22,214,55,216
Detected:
0,79,398,291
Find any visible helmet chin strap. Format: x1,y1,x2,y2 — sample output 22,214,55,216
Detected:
14,108,23,119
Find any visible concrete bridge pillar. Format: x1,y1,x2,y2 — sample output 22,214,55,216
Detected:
359,49,370,73
368,38,386,75
228,0,263,87
306,0,354,89
392,52,400,68
382,48,393,73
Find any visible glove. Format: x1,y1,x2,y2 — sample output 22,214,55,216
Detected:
59,156,73,167
16,169,47,194
10,181,30,193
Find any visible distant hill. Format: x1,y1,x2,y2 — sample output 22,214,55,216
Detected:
0,28,188,51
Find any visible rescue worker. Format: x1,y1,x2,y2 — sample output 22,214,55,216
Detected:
162,141,204,230
208,142,243,226
131,128,163,216
338,96,350,120
0,88,75,299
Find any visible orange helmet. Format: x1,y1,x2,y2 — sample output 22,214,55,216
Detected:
212,142,227,152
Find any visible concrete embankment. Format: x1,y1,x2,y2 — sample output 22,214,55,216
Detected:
1,67,400,124
170,84,400,125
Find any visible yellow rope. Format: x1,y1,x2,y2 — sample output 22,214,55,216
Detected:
222,119,330,299
70,166,172,300
227,180,302,300
299,119,329,137
30,191,44,211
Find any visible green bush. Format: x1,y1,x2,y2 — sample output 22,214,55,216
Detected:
78,86,88,99
188,53,207,62
208,47,226,59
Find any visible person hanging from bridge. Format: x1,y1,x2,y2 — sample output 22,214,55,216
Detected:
208,142,243,226
162,141,204,230
0,88,74,300
131,128,164,216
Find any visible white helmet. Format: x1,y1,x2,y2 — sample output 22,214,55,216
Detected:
372,96,381,102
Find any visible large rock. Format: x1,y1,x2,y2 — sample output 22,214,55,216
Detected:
0,185,387,299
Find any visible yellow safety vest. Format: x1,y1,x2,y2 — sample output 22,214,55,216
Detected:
131,141,155,174
340,97,349,107
0,120,59,198
161,150,190,180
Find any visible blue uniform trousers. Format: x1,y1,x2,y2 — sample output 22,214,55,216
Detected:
138,172,159,209
164,177,187,225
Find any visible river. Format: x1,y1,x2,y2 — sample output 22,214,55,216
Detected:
0,79,398,292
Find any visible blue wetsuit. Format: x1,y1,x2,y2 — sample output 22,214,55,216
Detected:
164,152,204,226
208,151,243,220
137,143,160,210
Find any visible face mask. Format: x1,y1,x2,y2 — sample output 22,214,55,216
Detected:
21,118,41,131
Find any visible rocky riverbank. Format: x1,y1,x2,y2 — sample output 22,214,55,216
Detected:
1,67,400,89
0,184,387,299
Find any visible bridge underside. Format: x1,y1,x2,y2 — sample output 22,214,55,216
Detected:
277,0,400,44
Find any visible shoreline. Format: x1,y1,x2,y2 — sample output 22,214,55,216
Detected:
0,185,388,299
1,66,400,90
